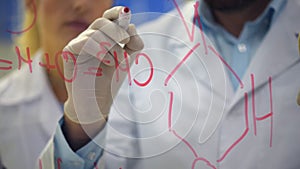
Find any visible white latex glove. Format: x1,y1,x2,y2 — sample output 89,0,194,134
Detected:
63,6,144,124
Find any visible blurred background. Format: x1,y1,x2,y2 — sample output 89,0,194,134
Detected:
0,0,19,78
0,0,186,78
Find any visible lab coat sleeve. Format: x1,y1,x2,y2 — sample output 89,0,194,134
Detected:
37,118,106,169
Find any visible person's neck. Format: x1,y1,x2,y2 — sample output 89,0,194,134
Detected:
42,49,68,103
211,0,271,37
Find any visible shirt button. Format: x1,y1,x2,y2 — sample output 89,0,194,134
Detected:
88,152,97,160
237,43,247,53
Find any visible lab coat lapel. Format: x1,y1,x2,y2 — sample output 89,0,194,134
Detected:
173,20,234,144
166,2,235,143
228,0,300,110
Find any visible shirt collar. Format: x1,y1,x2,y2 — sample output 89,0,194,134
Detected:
268,0,287,24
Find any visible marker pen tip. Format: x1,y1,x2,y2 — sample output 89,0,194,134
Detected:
124,7,130,13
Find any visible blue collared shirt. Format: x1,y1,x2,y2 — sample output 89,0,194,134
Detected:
200,0,286,90
54,118,105,169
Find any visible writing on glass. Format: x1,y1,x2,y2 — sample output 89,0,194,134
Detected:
1,0,276,168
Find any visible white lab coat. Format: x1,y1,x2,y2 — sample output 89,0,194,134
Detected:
26,0,300,168
0,51,63,169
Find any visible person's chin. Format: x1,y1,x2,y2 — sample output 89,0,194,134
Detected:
204,0,257,12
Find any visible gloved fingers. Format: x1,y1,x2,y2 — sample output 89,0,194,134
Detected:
77,29,129,66
76,35,114,66
64,26,130,67
102,6,123,21
125,24,144,53
89,18,130,44
80,27,142,67
64,35,88,55
105,41,130,66
64,28,100,55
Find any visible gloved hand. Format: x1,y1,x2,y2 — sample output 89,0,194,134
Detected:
63,6,144,124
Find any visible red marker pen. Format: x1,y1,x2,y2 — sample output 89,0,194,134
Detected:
116,7,131,30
